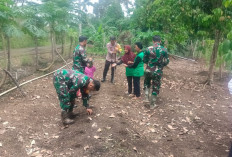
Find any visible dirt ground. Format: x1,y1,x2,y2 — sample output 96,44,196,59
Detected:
0,57,231,157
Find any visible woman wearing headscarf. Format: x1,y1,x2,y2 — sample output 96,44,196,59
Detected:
113,45,136,95
124,42,144,99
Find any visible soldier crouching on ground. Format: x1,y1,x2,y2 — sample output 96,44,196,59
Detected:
53,69,100,125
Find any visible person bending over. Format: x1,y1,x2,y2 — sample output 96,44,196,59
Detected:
53,69,100,125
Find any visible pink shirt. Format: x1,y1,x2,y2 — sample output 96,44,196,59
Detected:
85,66,96,79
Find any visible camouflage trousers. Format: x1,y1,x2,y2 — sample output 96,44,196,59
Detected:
53,74,76,111
72,65,84,74
144,71,162,96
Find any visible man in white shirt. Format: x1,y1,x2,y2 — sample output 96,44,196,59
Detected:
101,36,121,83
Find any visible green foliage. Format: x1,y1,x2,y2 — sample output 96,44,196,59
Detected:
0,0,231,73
217,38,232,69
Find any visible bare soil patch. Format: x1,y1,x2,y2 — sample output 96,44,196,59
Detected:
0,57,231,157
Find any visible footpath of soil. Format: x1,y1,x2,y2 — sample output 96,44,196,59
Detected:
0,57,231,157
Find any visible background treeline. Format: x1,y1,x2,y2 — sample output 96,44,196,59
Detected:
1,0,232,84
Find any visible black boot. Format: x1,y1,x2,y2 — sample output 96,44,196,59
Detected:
61,110,74,125
67,110,77,119
101,78,106,82
111,77,114,83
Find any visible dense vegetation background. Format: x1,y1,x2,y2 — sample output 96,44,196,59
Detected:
1,0,232,85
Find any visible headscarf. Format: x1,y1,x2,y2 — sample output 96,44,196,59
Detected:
87,59,93,67
121,45,136,65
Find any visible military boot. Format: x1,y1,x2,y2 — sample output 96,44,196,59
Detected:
61,110,74,125
67,103,77,119
67,110,77,119
150,95,157,109
144,87,150,103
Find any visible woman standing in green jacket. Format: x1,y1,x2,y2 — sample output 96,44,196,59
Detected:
124,42,144,99
114,45,136,95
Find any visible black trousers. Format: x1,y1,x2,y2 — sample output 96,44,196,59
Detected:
127,76,133,94
103,60,115,81
133,76,140,97
127,76,140,97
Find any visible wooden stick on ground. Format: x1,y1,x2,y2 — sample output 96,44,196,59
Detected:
55,48,71,69
2,69,26,97
169,54,196,62
0,61,73,98
38,60,55,72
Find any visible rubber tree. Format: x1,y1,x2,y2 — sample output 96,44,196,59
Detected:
195,0,232,84
20,2,46,70
0,0,21,72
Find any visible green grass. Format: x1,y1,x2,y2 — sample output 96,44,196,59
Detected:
0,59,6,69
21,55,34,66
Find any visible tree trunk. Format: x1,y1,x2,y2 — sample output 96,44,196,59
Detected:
79,23,82,36
0,34,7,88
50,29,56,62
219,62,222,79
53,31,57,55
69,37,73,58
61,32,66,55
193,40,198,58
103,32,106,50
61,35,64,55
1,34,7,68
206,30,221,85
34,37,39,70
50,30,54,62
6,36,11,71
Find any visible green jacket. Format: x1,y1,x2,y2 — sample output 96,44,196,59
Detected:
126,67,134,76
132,51,144,77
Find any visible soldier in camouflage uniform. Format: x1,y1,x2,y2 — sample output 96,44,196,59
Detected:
72,36,88,73
53,69,100,125
143,35,169,109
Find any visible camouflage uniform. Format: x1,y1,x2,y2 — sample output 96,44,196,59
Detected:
72,45,88,73
53,69,91,111
144,43,169,96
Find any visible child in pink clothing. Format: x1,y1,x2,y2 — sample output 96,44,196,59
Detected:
85,58,96,79
76,59,96,98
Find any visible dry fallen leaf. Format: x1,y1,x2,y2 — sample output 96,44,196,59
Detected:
183,127,188,133
168,125,177,130
94,136,100,139
31,151,42,157
92,123,97,128
109,114,115,118
3,121,8,125
186,117,191,123
84,145,90,151
106,127,111,130
52,136,59,139
149,128,156,133
152,140,158,143
30,140,35,146
97,128,102,132
133,147,137,152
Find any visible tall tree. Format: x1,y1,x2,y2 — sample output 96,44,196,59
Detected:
20,2,46,70
0,0,21,71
